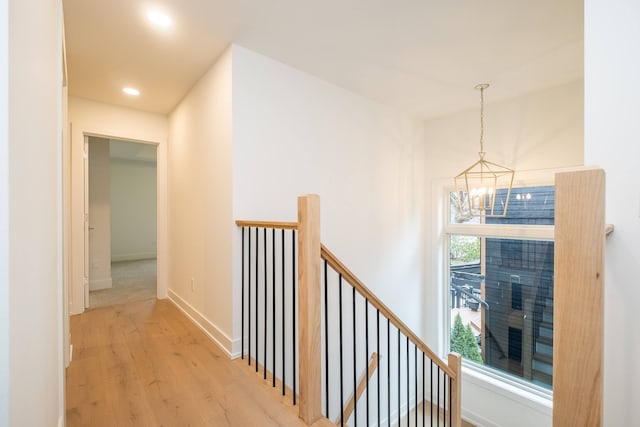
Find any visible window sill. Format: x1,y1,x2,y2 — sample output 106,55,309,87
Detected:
462,364,553,414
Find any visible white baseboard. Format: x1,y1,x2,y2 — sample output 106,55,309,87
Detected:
89,277,112,290
168,289,240,359
111,252,156,262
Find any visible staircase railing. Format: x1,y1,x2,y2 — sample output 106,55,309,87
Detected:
236,220,299,403
236,194,462,426
322,244,461,427
339,352,380,425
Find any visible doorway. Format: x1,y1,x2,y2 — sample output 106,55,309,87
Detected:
85,136,158,309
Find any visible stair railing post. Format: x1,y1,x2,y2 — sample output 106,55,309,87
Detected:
297,194,322,424
448,352,462,427
553,169,605,426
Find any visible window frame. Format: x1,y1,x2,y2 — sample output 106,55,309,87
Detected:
439,172,558,400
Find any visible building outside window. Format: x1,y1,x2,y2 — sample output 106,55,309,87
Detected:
446,185,555,392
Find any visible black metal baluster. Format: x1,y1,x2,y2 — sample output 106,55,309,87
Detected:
449,377,453,427
272,228,276,387
339,275,344,427
430,361,433,427
264,228,267,380
376,309,380,427
422,353,425,427
248,227,252,366
406,336,409,424
365,299,369,427
443,373,447,427
397,329,400,427
281,229,285,395
387,318,390,427
241,227,245,360
414,344,417,427
324,260,329,418
437,366,441,426
255,227,258,373
352,287,357,426
292,230,297,405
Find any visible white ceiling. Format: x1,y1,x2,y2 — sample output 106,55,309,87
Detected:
63,0,583,118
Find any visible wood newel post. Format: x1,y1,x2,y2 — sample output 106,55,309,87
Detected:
297,194,322,424
448,352,462,427
553,169,605,426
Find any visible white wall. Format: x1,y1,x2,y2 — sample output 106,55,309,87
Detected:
423,81,584,182
6,0,64,425
0,0,9,422
423,81,584,427
68,97,168,314
167,48,234,352
232,45,426,348
110,158,157,261
585,1,640,425
88,137,112,290
167,44,425,364
229,47,425,421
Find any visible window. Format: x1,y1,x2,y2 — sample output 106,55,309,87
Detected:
446,185,555,392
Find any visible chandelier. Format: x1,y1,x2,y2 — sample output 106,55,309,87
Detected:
454,84,514,218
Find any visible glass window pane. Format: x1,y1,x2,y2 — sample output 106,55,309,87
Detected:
449,236,554,390
449,236,483,364
485,238,554,389
450,185,555,225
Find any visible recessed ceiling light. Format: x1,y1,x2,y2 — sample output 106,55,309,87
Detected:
147,10,172,27
123,87,140,96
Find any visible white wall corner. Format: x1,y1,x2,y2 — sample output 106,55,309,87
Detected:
230,337,242,360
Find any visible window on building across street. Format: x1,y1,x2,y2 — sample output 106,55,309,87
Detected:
446,185,555,392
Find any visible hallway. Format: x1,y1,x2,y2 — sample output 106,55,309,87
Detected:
66,299,321,426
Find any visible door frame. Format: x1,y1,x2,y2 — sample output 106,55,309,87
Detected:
71,129,167,314
83,137,89,307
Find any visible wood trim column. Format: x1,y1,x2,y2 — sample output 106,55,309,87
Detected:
554,169,605,426
297,194,322,424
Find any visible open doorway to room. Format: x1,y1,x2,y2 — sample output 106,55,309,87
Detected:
86,136,158,309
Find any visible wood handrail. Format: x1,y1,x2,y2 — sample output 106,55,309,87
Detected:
235,220,298,230
234,219,455,379
236,213,460,424
321,244,456,379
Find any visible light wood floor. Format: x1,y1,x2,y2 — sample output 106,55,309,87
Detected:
66,298,332,427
